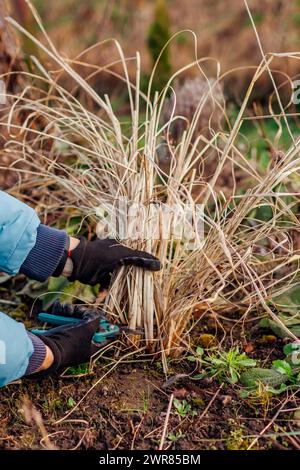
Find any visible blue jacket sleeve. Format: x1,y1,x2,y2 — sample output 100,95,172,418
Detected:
0,190,69,281
0,191,69,386
0,191,40,275
0,311,34,387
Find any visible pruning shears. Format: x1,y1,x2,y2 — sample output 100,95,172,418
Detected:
31,304,143,346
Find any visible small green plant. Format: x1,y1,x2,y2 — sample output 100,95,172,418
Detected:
140,391,150,413
240,367,289,390
205,348,257,384
167,430,186,443
173,399,197,419
65,363,90,376
67,397,76,409
226,427,251,451
187,346,204,363
188,346,256,384
240,343,300,396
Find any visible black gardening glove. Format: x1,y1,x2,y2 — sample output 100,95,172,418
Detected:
66,237,161,287
27,306,102,379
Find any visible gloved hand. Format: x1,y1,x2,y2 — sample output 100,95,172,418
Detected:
27,306,102,379
65,237,161,287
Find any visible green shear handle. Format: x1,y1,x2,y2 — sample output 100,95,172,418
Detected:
31,312,120,344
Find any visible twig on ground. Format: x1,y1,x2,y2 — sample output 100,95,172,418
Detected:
159,393,174,450
131,416,146,450
198,383,224,422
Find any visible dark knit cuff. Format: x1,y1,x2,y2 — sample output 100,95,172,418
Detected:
25,332,47,375
20,224,69,282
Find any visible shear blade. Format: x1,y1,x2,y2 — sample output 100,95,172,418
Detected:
119,326,144,335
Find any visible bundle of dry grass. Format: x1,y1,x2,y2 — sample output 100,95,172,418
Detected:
1,2,300,368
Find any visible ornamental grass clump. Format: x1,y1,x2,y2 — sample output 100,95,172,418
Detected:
1,2,300,368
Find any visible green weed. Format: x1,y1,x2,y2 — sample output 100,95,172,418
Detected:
188,346,256,384
173,399,197,419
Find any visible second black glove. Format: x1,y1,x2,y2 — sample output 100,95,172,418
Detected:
27,308,101,379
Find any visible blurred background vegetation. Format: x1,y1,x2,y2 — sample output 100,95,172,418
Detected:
9,0,300,102
3,0,298,181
